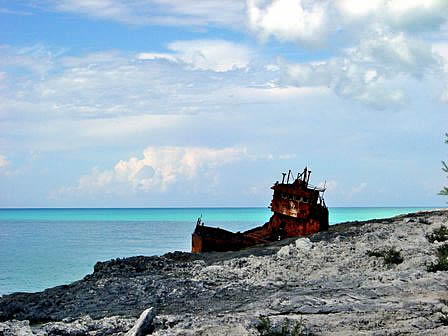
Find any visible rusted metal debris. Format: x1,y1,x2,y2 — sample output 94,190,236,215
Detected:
192,167,329,253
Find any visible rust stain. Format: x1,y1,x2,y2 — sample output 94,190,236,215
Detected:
192,167,328,253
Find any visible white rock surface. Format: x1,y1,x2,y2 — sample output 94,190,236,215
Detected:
126,308,155,336
0,320,33,336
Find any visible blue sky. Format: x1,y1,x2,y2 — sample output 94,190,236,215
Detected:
0,0,448,207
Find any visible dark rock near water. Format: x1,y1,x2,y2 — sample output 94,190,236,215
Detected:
1,209,448,335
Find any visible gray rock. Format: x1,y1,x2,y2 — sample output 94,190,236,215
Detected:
126,308,155,336
0,320,33,336
1,210,448,335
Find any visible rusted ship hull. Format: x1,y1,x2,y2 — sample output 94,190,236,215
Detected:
192,206,328,253
192,168,329,253
192,225,264,253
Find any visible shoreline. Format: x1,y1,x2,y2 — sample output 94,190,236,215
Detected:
1,209,448,335
1,207,444,296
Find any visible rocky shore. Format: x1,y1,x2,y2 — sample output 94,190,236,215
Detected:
1,209,448,335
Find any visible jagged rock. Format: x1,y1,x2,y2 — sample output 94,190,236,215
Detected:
0,320,33,336
126,308,155,336
38,315,136,336
295,237,314,250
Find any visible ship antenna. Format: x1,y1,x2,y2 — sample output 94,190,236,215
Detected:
287,170,291,184
282,173,287,184
303,167,308,186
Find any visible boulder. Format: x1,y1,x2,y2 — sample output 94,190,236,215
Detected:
126,308,156,336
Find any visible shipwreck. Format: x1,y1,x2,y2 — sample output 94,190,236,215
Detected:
192,167,329,253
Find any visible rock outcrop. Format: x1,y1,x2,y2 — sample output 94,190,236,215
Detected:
1,210,447,335
125,308,155,336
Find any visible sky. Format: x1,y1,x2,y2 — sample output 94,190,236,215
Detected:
0,0,448,208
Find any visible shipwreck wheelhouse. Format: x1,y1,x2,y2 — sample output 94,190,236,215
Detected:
192,168,328,253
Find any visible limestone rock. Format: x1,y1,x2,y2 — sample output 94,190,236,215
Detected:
126,308,155,336
1,210,448,335
0,320,33,336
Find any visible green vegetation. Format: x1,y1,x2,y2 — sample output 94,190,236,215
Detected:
426,225,448,243
367,247,403,265
427,243,448,272
256,316,311,336
440,133,448,197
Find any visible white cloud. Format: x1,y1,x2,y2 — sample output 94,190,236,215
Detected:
46,0,448,34
136,53,178,63
247,1,447,108
337,0,383,17
0,28,444,141
385,0,448,31
48,0,245,27
244,1,446,108
248,0,448,45
277,32,440,108
433,42,448,102
0,8,33,16
0,45,57,78
138,40,252,72
62,146,247,195
0,43,332,128
433,43,448,65
247,0,328,44
2,47,247,120
0,155,8,168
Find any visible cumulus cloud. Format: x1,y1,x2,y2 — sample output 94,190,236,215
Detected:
337,0,448,25
275,32,440,108
247,0,329,44
248,0,448,44
63,146,247,195
138,40,252,72
244,1,446,107
47,0,245,26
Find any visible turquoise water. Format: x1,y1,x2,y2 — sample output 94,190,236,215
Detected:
0,207,440,295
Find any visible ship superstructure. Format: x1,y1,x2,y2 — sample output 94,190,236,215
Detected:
192,168,328,253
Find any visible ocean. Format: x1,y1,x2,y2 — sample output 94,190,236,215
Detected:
0,207,439,295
